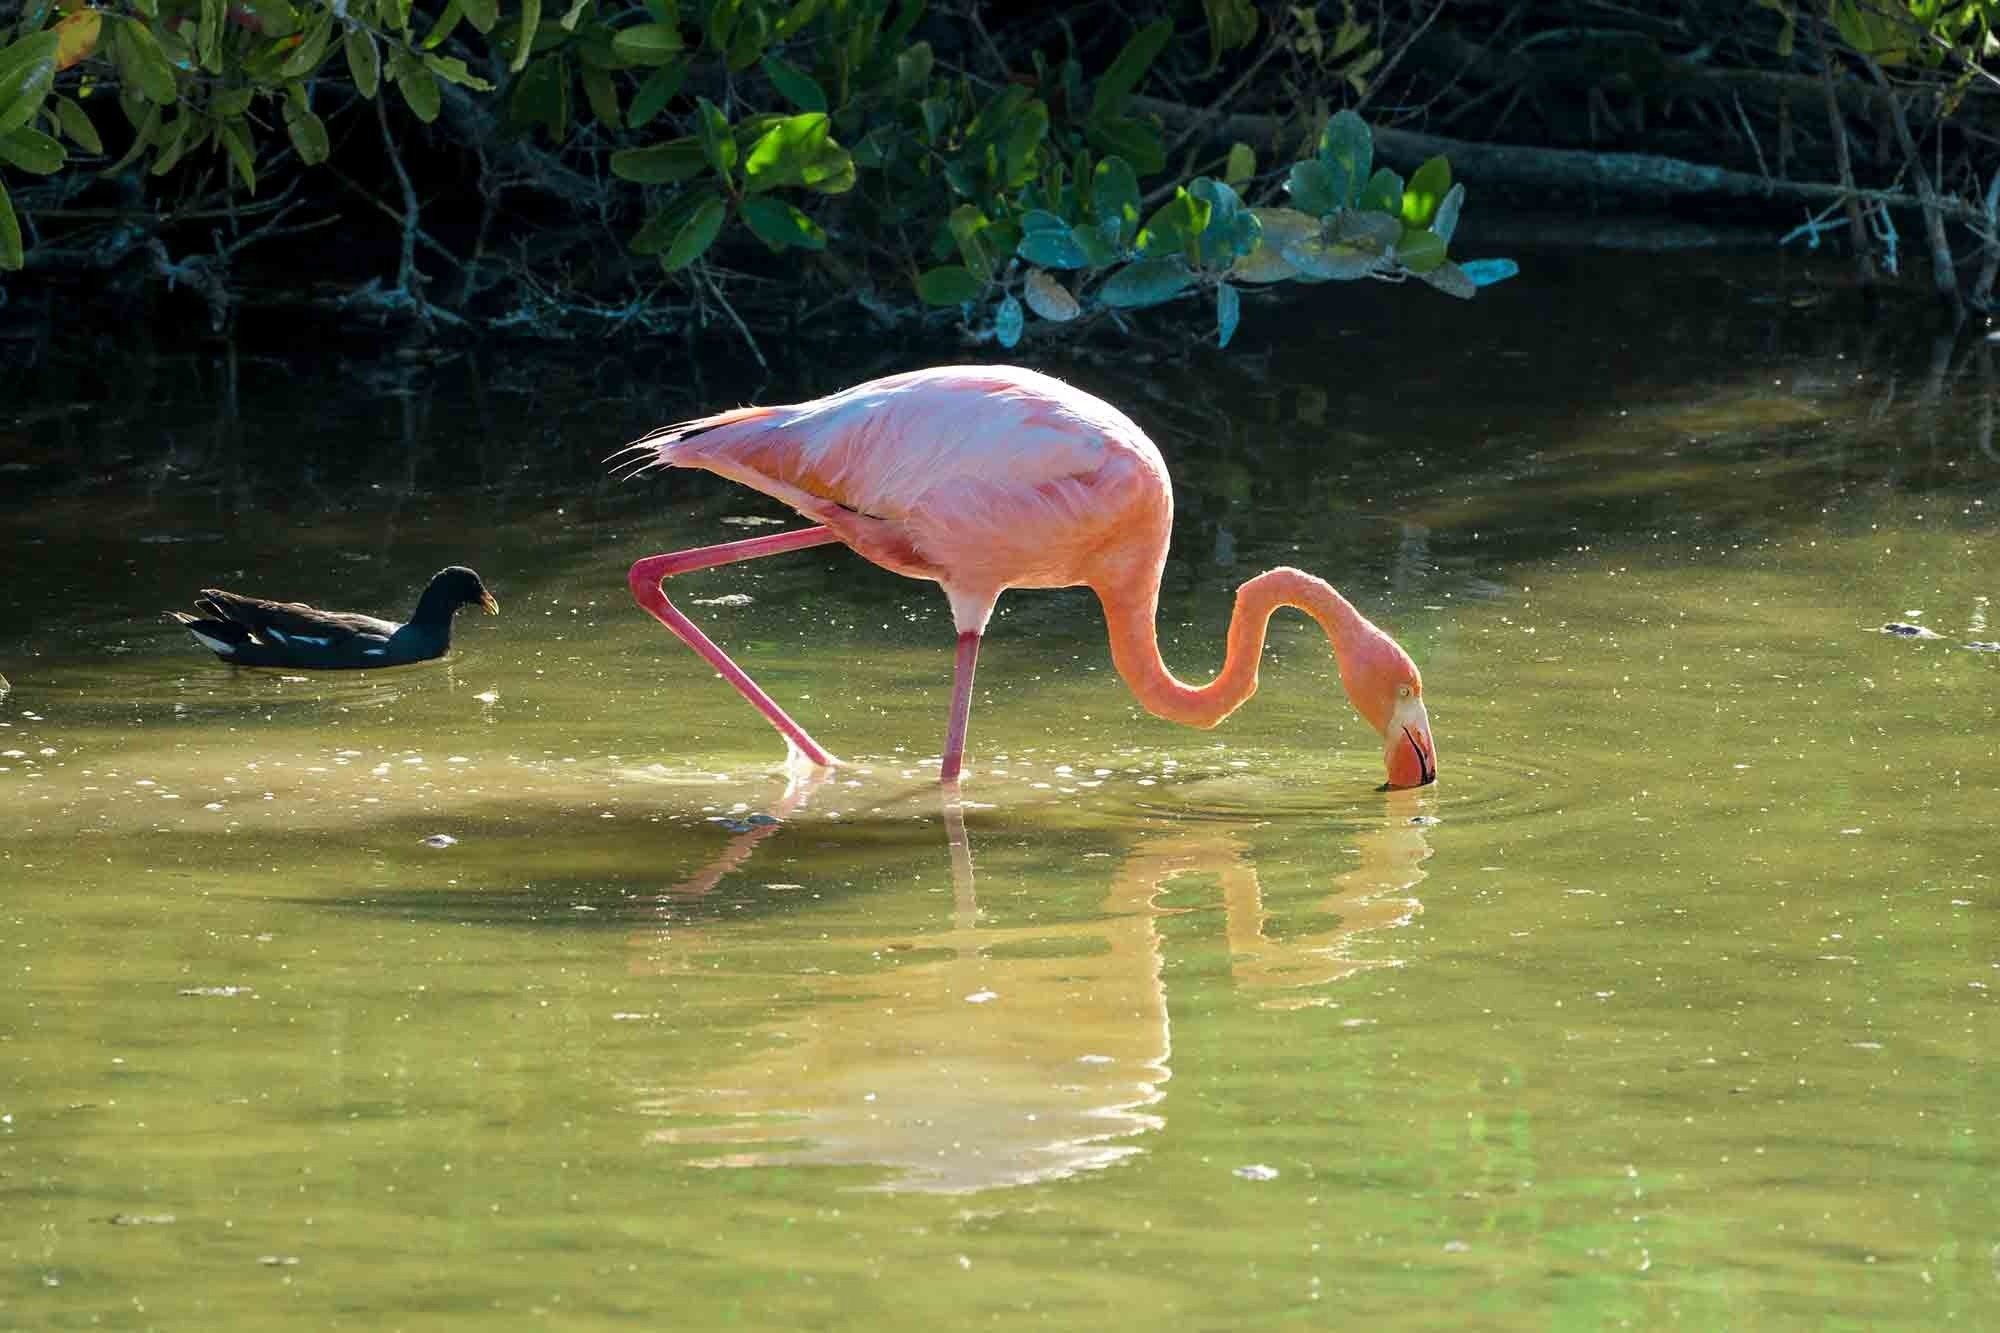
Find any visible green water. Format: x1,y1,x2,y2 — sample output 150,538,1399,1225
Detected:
3,259,1998,1329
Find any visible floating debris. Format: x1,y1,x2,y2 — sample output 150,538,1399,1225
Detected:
720,515,786,527
745,813,780,825
419,833,459,848
1880,622,1942,639
107,1213,177,1226
257,1255,300,1267
1408,815,1441,826
690,593,755,608
1964,641,2000,653
178,986,253,998
1234,1164,1280,1181
965,990,999,1004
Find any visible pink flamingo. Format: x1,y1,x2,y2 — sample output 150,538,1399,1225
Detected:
619,365,1437,788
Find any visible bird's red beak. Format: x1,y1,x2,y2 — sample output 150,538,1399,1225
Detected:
1382,694,1437,788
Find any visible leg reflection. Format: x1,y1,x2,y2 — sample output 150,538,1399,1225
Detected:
632,790,1431,1191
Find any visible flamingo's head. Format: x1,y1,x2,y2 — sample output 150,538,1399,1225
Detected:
1339,632,1437,789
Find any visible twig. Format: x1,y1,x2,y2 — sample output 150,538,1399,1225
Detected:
1813,17,1877,285
375,94,436,333
1161,27,1290,163
1353,0,1448,120
698,266,768,370
1863,51,1961,319
1732,92,1770,181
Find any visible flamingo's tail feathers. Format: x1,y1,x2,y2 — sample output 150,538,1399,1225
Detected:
607,405,786,482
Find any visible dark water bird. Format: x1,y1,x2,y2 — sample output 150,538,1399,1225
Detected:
168,566,498,669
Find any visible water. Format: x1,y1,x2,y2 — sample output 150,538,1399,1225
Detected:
3,256,1998,1328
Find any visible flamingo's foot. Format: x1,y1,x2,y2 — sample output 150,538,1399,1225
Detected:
782,737,842,775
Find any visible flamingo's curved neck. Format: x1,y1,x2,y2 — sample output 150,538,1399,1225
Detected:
1097,567,1382,729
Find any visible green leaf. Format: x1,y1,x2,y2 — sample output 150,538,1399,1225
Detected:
0,179,20,271
695,96,734,181
738,193,825,251
1071,222,1118,267
742,112,851,194
148,112,192,175
611,137,707,183
630,190,709,254
1215,281,1240,348
461,0,500,32
1136,189,1208,262
1401,154,1451,227
282,99,330,165
1085,115,1163,176
894,41,932,93
580,63,620,128
1098,256,1192,308
660,190,726,271
774,0,822,39
1022,268,1079,321
1356,166,1403,216
1202,0,1258,65
0,126,64,175
917,265,984,306
1459,257,1518,288
948,203,992,278
628,61,686,128
1419,259,1476,299
510,54,570,141
761,54,825,113
101,103,157,174
1317,110,1372,207
1395,225,1446,274
422,0,466,52
425,54,495,90
1002,98,1048,188
1017,223,1088,270
1285,160,1339,216
1224,141,1255,188
218,119,256,193
54,97,101,154
1091,156,1140,238
558,0,590,31
279,11,336,79
397,63,442,123
112,21,178,105
706,0,740,52
994,293,1024,349
725,4,767,71
1430,183,1464,246
345,27,381,98
511,0,542,73
1090,18,1171,122
196,0,224,73
231,0,295,38
612,22,683,65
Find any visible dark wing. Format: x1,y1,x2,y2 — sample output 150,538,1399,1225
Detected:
196,589,400,641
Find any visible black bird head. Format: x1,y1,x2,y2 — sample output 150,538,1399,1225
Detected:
415,566,500,624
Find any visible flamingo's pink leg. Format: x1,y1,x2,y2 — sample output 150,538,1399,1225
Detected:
628,526,845,768
939,630,981,784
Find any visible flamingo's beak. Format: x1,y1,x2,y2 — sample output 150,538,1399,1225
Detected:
1382,694,1436,788
480,590,500,615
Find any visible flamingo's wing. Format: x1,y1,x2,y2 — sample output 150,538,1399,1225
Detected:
646,366,1159,521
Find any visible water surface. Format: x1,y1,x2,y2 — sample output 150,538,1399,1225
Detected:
3,257,1997,1328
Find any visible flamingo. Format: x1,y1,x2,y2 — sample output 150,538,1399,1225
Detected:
618,365,1437,788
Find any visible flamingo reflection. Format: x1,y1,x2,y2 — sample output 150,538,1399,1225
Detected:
632,785,1431,1193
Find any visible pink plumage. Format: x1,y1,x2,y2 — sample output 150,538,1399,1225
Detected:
622,365,1436,787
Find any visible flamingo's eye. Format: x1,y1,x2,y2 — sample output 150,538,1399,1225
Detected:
1396,683,1412,700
